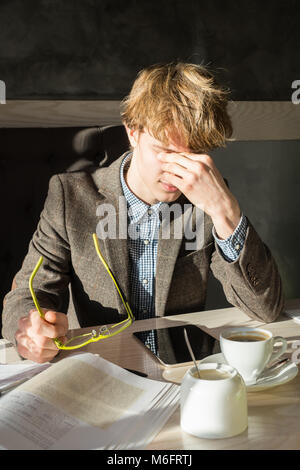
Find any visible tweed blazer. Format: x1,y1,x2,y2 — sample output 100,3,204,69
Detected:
2,152,284,346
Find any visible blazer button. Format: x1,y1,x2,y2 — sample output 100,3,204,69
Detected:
247,263,254,274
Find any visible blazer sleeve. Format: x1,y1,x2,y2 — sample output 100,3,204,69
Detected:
209,217,284,323
2,175,71,346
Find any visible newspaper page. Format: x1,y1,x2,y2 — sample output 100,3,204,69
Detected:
0,353,179,449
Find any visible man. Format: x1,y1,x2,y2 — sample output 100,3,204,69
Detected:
2,62,284,363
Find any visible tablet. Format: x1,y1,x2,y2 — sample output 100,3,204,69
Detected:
133,324,220,367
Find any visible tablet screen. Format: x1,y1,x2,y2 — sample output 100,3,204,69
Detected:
133,324,220,367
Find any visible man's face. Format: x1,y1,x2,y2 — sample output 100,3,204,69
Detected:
126,127,189,205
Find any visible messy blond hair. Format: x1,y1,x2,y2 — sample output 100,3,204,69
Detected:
121,62,233,152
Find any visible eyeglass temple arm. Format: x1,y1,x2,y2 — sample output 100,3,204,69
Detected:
92,233,134,321
29,256,44,318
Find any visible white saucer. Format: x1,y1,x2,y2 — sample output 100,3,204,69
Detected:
162,353,298,392
199,353,299,391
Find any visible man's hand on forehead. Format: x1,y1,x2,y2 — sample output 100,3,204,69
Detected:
157,150,222,198
157,151,241,240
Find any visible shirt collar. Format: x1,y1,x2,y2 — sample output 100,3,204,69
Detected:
120,152,164,224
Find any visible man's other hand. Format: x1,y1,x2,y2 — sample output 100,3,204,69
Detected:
15,308,68,363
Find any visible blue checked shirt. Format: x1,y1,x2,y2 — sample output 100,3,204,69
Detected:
120,153,248,352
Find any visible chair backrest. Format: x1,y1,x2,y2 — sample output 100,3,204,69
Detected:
0,125,130,329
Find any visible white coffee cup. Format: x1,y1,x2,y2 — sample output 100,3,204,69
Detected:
220,327,287,384
180,363,248,439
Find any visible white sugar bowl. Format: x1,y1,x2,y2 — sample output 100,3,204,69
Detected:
180,363,248,439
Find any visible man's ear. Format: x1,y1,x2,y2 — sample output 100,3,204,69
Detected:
124,124,140,148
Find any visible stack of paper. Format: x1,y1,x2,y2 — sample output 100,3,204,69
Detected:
0,361,51,393
0,353,180,450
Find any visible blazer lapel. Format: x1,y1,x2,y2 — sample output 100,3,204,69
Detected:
155,193,191,317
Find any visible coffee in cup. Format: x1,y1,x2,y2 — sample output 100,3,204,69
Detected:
227,333,269,342
220,327,287,383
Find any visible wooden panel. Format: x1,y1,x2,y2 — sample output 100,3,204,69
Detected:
0,101,299,140
0,100,122,128
229,101,300,141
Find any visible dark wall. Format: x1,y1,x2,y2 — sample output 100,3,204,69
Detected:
0,0,299,100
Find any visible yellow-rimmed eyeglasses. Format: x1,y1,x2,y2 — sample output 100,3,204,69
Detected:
29,233,134,350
